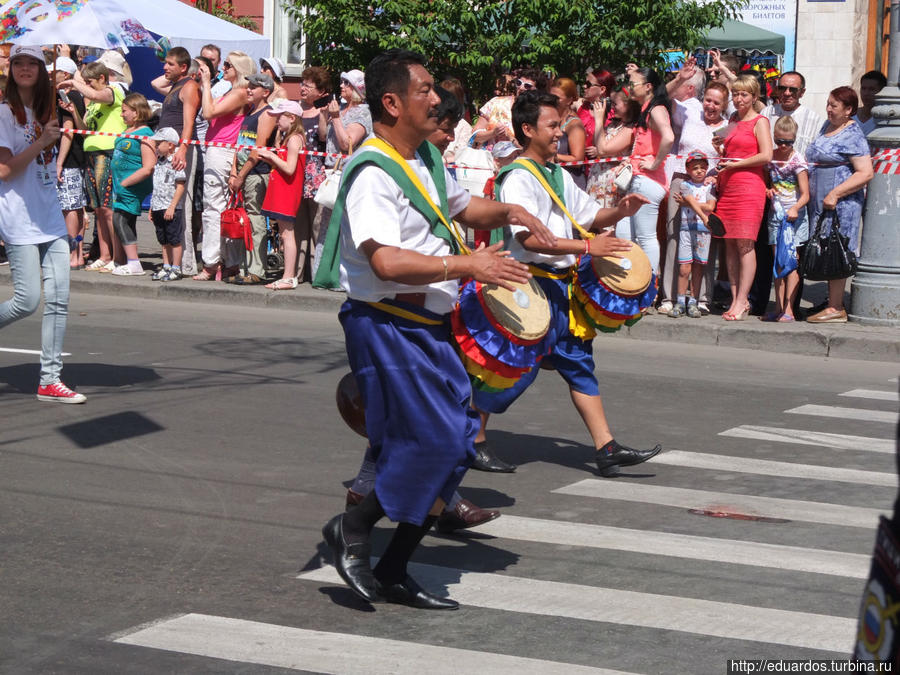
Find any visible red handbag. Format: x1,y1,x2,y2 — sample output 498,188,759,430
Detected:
221,191,250,243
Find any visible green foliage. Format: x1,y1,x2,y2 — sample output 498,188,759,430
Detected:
284,0,743,105
191,0,259,31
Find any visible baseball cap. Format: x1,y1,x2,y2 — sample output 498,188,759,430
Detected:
266,99,303,117
491,141,518,159
9,45,45,64
260,56,285,82
52,56,77,75
247,72,275,92
150,127,180,144
340,69,365,98
685,150,708,164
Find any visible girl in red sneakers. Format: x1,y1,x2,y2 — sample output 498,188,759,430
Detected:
0,46,85,403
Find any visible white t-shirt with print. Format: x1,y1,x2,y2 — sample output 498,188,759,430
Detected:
340,147,472,315
0,104,66,245
502,164,601,269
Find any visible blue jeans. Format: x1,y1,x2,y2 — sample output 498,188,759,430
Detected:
615,174,667,273
0,237,71,385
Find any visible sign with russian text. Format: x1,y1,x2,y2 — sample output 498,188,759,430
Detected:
739,0,799,70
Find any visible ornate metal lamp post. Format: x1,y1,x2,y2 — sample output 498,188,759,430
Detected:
850,0,900,325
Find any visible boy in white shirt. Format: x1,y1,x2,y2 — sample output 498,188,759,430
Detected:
148,127,186,281
671,151,717,318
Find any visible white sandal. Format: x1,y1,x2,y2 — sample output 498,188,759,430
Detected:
111,264,144,276
85,258,112,271
266,277,298,290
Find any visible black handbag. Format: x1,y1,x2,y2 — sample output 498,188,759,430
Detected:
800,210,858,281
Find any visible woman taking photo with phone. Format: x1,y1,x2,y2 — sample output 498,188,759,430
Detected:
616,67,674,276
0,46,85,403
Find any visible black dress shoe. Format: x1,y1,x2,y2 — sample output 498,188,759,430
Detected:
595,441,662,477
321,514,381,603
471,441,516,473
436,498,501,533
377,575,459,610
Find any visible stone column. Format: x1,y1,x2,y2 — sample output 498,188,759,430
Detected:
850,0,900,325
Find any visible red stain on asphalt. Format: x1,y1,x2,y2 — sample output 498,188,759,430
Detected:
688,507,789,523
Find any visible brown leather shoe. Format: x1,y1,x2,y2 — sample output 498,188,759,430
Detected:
806,307,847,323
345,488,364,511
436,498,500,533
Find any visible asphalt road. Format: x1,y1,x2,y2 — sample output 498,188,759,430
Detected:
0,292,897,674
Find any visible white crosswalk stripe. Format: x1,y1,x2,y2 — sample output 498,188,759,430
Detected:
786,404,897,424
650,449,897,486
0,346,71,356
297,563,855,653
553,480,888,528
840,389,899,402
108,381,896,672
470,515,869,578
719,425,894,453
113,613,629,674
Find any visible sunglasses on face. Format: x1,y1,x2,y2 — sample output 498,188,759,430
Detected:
340,78,350,86
777,85,800,94
583,80,598,89
515,79,535,90
223,61,233,70
775,139,795,146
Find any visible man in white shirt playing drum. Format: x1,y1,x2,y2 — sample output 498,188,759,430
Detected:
317,49,556,610
471,90,663,478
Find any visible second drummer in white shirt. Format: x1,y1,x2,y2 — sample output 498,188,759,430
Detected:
471,90,663,477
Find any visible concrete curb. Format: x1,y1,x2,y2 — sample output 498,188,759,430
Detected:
2,267,897,362
623,313,898,361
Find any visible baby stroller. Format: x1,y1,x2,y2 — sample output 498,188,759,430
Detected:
264,216,284,272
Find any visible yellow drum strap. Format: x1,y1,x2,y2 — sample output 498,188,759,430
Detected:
512,159,594,241
367,301,445,326
528,264,572,281
364,137,471,255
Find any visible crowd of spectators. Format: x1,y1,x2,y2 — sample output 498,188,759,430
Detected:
456,53,879,324
0,43,884,326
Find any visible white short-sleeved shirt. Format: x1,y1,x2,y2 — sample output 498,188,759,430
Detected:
667,97,726,178
0,105,66,245
339,147,472,315
501,165,601,269
762,103,823,160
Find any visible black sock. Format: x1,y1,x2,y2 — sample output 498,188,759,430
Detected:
597,439,618,456
373,515,438,586
342,490,385,546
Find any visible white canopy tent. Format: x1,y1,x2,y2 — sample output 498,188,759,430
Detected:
129,0,270,62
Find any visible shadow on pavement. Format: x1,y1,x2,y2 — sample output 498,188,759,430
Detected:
486,429,659,479
58,411,165,449
300,522,522,609
193,337,347,375
0,362,161,393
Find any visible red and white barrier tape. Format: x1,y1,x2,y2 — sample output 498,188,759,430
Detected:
62,128,900,172
62,127,338,157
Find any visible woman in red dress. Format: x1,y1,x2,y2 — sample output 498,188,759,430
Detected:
712,75,772,320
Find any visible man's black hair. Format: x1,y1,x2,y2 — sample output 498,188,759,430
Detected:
861,69,888,89
779,71,806,89
365,49,428,122
512,90,558,146
434,85,463,126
